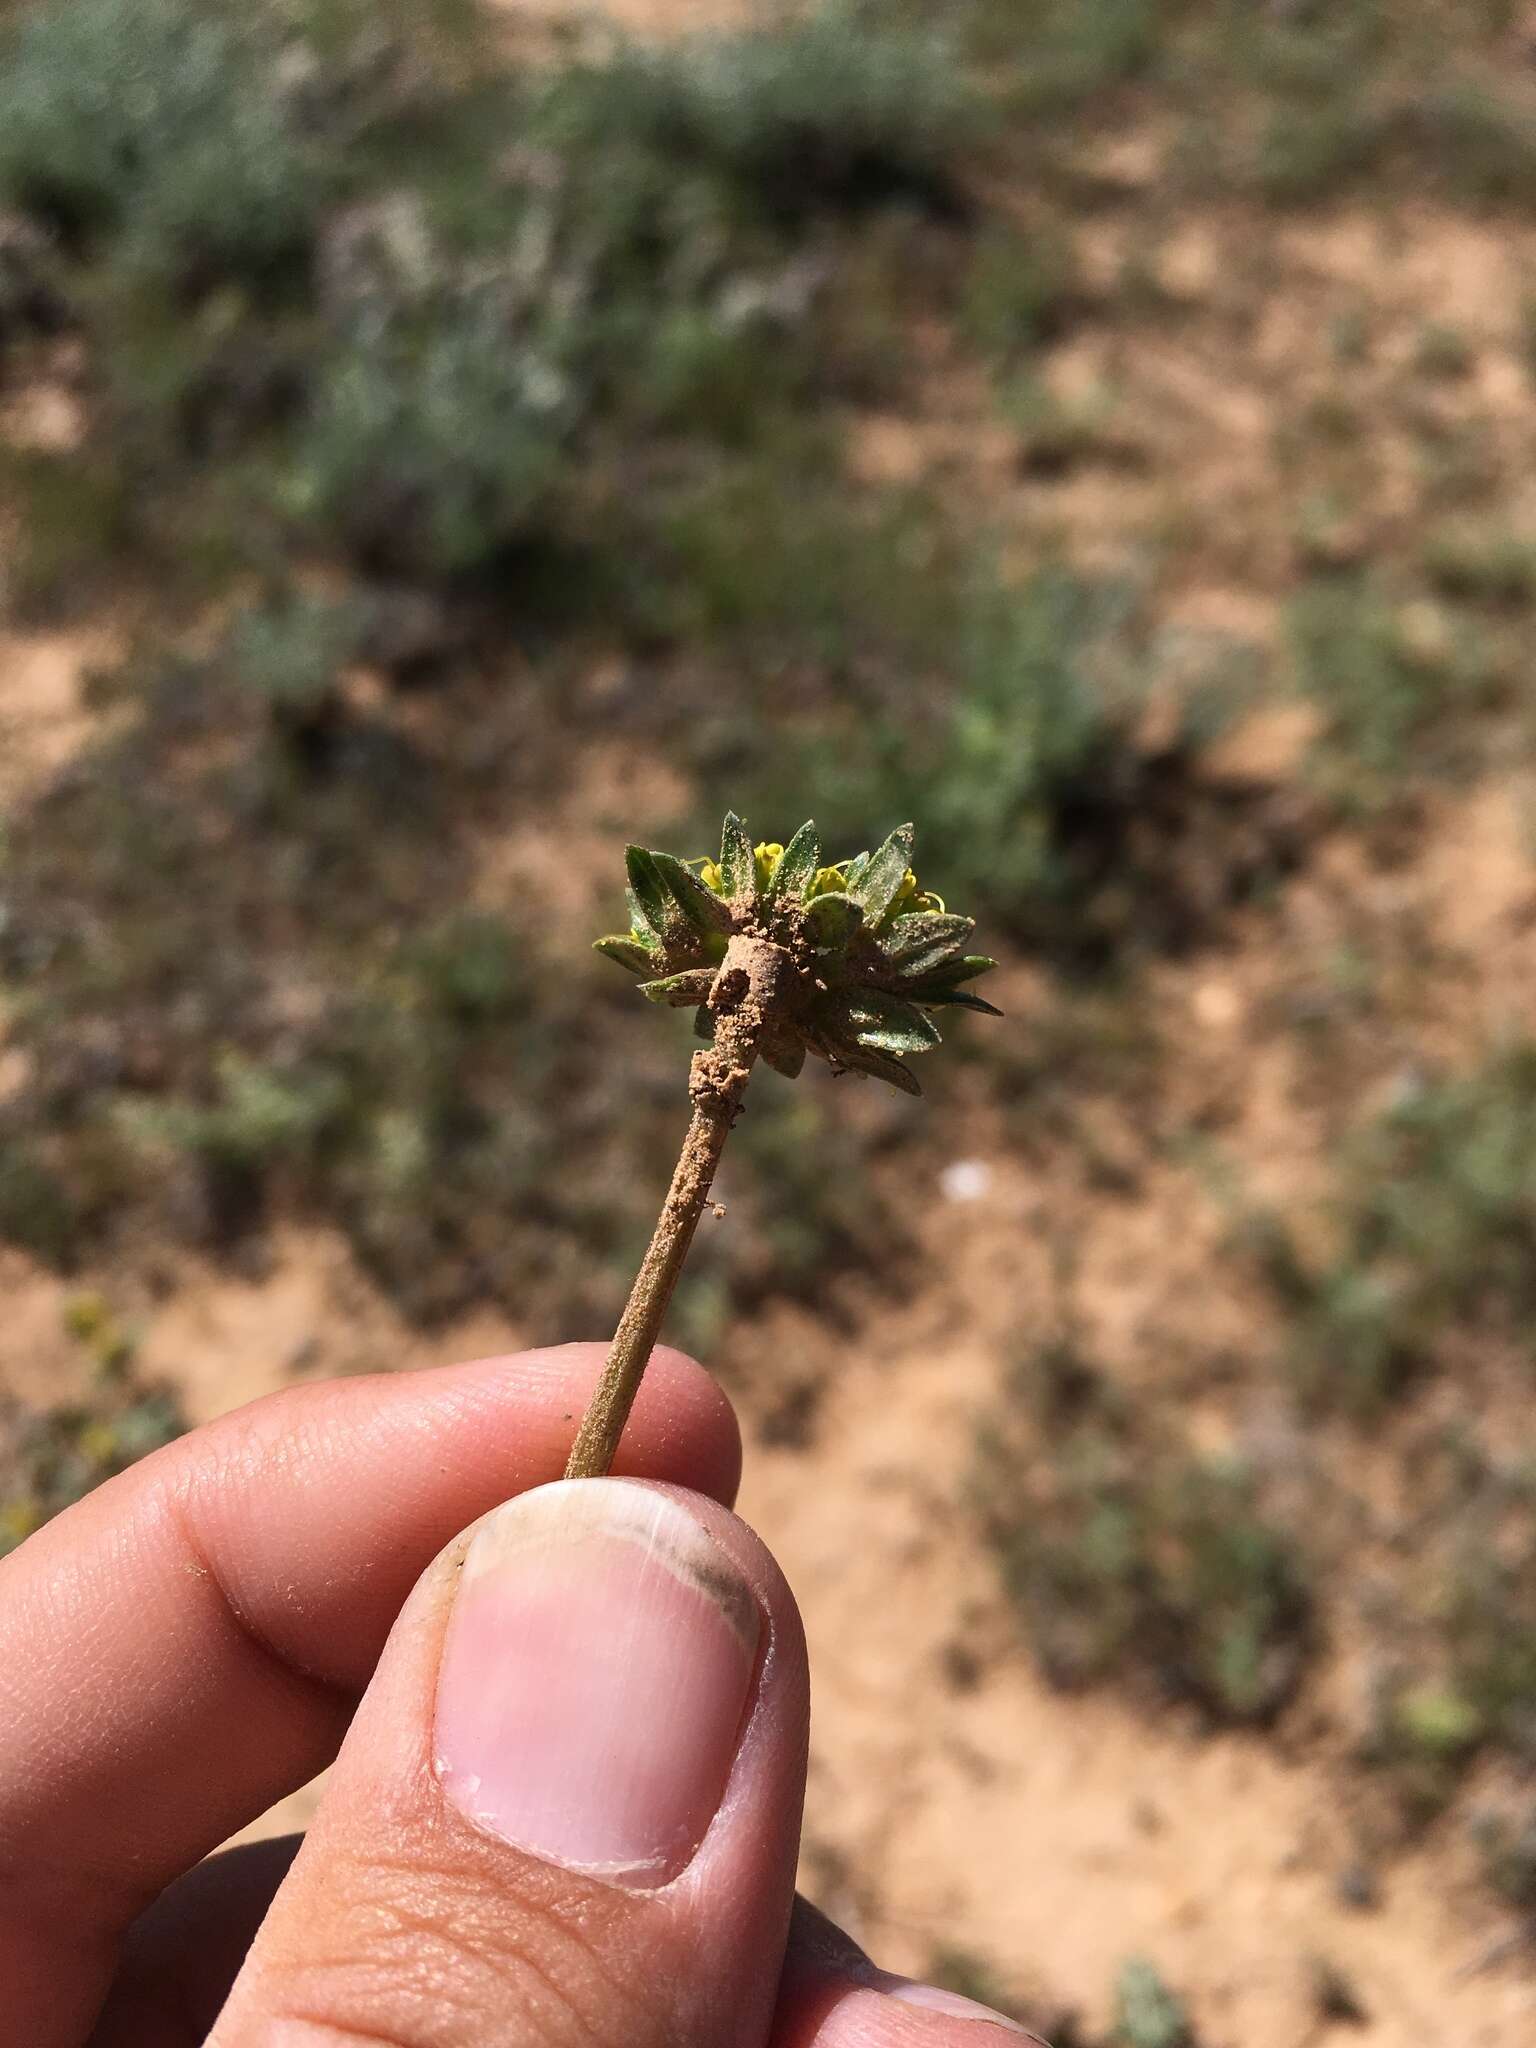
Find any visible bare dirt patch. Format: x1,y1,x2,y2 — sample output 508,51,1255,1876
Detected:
0,627,116,805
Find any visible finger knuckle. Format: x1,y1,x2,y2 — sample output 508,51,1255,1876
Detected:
254,1837,673,2048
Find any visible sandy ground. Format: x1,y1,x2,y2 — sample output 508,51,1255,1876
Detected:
0,626,114,807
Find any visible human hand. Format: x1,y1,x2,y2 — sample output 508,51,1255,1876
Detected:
0,1343,1037,2045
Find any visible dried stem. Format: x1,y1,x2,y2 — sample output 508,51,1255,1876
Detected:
565,931,794,1480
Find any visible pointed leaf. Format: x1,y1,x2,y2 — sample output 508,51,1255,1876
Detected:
767,820,821,903
913,987,1004,1017
650,850,733,937
846,822,914,928
917,953,998,989
833,1042,923,1096
594,934,658,974
718,811,757,906
693,1003,716,1042
804,891,863,950
815,990,941,1056
624,847,670,937
844,989,942,1054
881,912,974,976
841,851,871,891
638,968,717,1007
762,1032,806,1079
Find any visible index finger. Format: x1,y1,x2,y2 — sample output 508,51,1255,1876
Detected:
0,1342,740,2048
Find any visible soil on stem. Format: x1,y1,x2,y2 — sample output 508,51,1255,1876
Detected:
564,932,793,1478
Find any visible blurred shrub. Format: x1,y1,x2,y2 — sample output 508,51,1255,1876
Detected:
638,464,954,659
1114,1959,1195,2048
0,1142,77,1263
1411,80,1536,207
101,912,568,1309
1249,99,1390,205
1235,1,1394,207
721,1089,907,1302
0,1298,185,1554
1440,1534,1536,1761
0,1387,185,1554
542,2,976,220
0,0,320,289
978,1346,1312,1724
0,445,129,616
713,568,1144,913
1336,1419,1536,1819
1422,521,1536,609
926,573,1144,915
223,590,370,736
963,222,1085,364
289,294,578,578
1472,1805,1536,1909
1289,575,1493,799
0,0,984,606
966,0,1160,111
702,561,1277,962
1368,1677,1486,1814
144,1050,350,1181
926,1948,1032,2027
1257,1044,1536,1411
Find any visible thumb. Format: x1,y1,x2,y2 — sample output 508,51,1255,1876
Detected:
211,1478,809,2048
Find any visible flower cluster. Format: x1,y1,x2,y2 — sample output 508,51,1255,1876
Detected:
595,814,998,1093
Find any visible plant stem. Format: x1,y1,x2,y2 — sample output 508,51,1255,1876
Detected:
565,931,794,1480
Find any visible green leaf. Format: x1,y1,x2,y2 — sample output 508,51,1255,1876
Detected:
767,819,821,903
693,1004,716,1042
833,1042,923,1096
846,990,941,1053
881,912,974,976
913,987,1004,1016
847,822,914,928
718,812,757,906
917,953,998,989
818,989,941,1055
593,934,658,974
625,847,671,937
841,850,871,892
805,891,863,949
638,969,717,1007
650,850,734,937
762,1032,806,1079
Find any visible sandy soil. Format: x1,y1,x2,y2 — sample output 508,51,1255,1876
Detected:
739,1255,1536,2047
0,627,115,807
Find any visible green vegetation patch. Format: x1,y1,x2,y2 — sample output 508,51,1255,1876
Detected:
1253,1044,1536,1413
0,1294,186,1556
978,1344,1313,1725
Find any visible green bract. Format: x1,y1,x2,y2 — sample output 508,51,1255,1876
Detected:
595,814,1000,1094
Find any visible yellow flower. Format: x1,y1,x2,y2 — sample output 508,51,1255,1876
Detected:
890,867,945,915
753,841,785,891
596,814,997,1096
807,864,849,899
698,845,940,912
